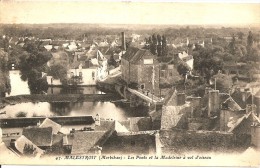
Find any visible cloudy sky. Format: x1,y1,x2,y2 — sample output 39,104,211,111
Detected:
0,1,259,26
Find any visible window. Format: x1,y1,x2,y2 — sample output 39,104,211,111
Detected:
144,59,153,65
79,72,82,77
140,84,145,90
161,70,165,78
92,71,95,80
71,72,74,77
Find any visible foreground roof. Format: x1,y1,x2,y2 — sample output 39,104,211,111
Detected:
22,127,53,147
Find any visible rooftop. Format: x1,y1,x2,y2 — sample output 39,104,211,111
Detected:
71,131,107,155
39,118,61,134
22,127,53,147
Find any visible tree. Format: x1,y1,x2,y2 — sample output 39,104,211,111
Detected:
108,54,117,68
177,63,190,76
151,34,158,55
228,34,236,55
16,39,52,94
247,31,254,56
48,64,68,80
157,34,162,56
162,35,167,56
237,32,244,40
211,73,233,93
0,49,11,96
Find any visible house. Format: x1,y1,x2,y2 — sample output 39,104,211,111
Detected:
121,47,160,96
178,51,194,70
161,89,191,130
22,127,53,151
11,135,45,157
39,118,62,134
66,46,109,86
70,120,116,155
67,59,107,86
157,56,182,86
70,131,107,155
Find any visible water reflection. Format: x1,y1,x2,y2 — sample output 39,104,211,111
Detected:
8,70,102,96
8,70,30,96
47,86,102,95
0,101,149,121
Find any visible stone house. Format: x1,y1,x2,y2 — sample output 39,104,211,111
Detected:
121,47,160,96
160,89,191,130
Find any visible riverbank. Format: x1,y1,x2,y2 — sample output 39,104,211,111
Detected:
0,93,122,109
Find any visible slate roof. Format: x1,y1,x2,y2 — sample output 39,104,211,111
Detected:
222,97,242,111
228,111,258,132
157,56,175,64
231,90,252,109
128,117,153,132
71,131,107,154
22,127,53,147
163,89,178,106
52,134,63,146
95,120,115,132
39,118,61,134
121,47,155,64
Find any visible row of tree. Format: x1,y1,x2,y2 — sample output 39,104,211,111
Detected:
8,39,53,94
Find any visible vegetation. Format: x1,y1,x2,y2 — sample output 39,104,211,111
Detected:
15,111,27,117
0,49,11,97
9,39,53,94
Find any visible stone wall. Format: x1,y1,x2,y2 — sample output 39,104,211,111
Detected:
102,133,156,155
251,126,260,149
160,129,243,154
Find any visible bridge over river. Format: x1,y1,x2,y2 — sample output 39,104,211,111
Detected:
0,93,123,106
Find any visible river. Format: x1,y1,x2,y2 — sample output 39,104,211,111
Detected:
1,70,148,120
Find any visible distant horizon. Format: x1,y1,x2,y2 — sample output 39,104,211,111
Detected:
0,2,259,26
0,22,259,29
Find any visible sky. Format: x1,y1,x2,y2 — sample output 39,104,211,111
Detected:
0,0,259,26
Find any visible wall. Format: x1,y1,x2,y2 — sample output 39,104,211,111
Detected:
102,133,156,155
68,68,97,85
121,55,160,96
160,129,240,154
208,90,219,117
188,97,201,118
138,61,160,96
251,126,260,149
254,96,260,116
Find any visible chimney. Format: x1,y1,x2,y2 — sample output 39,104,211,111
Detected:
177,93,186,106
121,32,126,51
95,114,100,126
208,90,219,117
241,91,247,102
205,87,213,95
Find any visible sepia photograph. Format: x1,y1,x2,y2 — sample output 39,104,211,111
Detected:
0,0,259,166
